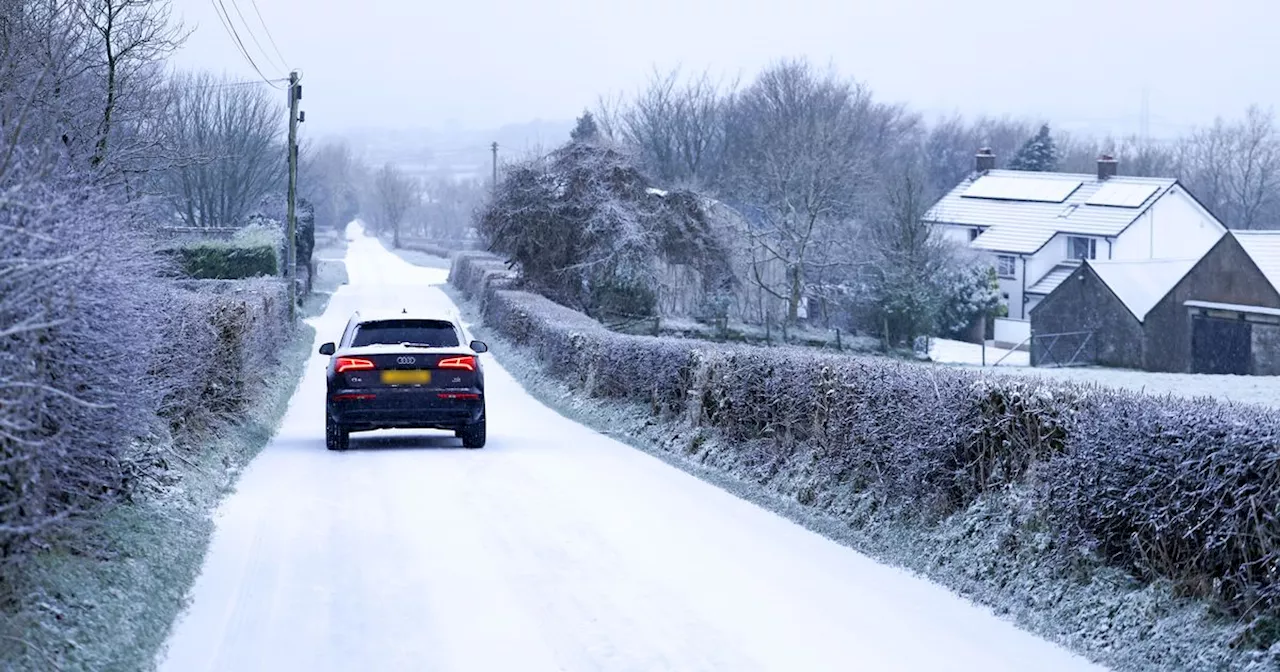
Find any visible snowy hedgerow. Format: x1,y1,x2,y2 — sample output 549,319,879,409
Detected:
1039,393,1280,643
156,279,292,435
449,251,517,308
455,254,1280,648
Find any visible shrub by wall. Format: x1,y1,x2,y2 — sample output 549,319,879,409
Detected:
167,241,278,279
164,224,285,280
453,253,1280,650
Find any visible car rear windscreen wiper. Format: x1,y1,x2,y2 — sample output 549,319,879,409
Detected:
398,342,443,349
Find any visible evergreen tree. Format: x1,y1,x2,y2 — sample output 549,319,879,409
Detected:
570,109,600,143
1008,124,1059,172
935,262,1002,339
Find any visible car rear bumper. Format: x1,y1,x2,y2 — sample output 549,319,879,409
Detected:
327,387,484,431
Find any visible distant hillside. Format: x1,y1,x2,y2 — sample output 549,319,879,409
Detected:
334,119,576,183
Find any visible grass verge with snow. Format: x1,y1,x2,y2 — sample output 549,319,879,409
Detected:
389,245,452,270
0,324,314,672
301,244,350,319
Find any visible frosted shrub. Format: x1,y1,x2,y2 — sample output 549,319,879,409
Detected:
1040,393,1280,642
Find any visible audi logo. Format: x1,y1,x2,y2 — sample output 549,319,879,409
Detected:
396,356,416,365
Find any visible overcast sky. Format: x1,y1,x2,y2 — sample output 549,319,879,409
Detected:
169,0,1279,140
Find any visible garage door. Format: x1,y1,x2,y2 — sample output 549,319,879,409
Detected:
1191,316,1252,375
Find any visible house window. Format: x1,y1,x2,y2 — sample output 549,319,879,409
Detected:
1068,236,1097,260
997,255,1017,279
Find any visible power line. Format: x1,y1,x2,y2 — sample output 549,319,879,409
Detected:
189,77,290,91
229,0,287,75
210,0,275,85
209,0,283,89
248,0,290,72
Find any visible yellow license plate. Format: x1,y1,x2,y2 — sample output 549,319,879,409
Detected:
381,370,432,385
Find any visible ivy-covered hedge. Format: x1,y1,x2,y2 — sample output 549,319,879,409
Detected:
164,224,283,280
168,242,277,279
453,252,1280,650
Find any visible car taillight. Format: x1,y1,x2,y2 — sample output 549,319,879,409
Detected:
437,356,475,371
335,357,375,373
437,392,480,400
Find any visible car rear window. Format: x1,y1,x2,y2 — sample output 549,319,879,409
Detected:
350,319,460,347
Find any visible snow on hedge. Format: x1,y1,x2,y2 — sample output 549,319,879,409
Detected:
451,251,1280,667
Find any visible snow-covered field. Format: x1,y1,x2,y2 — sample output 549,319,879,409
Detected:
977,364,1280,409
930,337,1030,367
156,224,1105,672
930,337,1280,410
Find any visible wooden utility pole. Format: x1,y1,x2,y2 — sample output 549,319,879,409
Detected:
491,141,498,189
286,70,301,320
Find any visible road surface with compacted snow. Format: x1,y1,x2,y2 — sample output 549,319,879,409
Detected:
156,223,1108,672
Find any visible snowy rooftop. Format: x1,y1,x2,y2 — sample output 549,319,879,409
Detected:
1233,230,1280,294
924,170,1182,255
1027,262,1080,296
1087,257,1199,322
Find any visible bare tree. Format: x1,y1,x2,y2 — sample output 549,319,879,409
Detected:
0,0,176,582
154,71,284,228
593,90,626,143
374,162,418,248
411,173,485,241
1228,108,1280,229
858,158,956,347
612,67,735,187
1175,106,1280,229
300,139,361,233
922,115,1035,196
717,59,891,325
77,0,187,170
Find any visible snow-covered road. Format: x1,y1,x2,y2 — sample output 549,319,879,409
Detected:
157,225,1107,672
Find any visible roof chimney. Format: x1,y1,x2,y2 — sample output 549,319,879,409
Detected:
1097,154,1118,180
975,147,995,173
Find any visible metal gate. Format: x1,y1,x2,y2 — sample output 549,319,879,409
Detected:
1028,330,1096,367
1191,316,1251,374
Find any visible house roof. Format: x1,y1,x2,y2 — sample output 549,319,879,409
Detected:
1232,231,1280,294
1086,257,1199,322
1027,262,1079,296
924,169,1181,255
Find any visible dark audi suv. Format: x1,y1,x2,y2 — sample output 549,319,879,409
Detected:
318,309,489,451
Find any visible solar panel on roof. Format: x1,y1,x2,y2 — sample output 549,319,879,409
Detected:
1085,182,1159,208
960,175,1082,203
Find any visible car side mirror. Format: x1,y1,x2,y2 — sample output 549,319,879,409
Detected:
318,342,336,356
470,340,489,354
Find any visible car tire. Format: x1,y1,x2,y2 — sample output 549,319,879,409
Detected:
326,415,349,451
457,414,486,449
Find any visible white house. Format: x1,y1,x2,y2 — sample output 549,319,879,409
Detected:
924,150,1227,331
